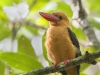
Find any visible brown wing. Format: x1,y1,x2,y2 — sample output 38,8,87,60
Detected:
67,28,81,57
67,28,81,75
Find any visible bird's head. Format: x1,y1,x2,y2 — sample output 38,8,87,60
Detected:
39,11,70,27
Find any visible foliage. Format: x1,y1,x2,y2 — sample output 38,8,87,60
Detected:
0,0,100,75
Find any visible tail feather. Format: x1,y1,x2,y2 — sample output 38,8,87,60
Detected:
60,65,80,75
60,71,67,75
76,65,80,75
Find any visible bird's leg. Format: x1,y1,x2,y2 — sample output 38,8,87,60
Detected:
64,59,70,65
52,62,58,67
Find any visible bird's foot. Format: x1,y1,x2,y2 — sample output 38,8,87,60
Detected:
53,63,58,67
64,59,70,65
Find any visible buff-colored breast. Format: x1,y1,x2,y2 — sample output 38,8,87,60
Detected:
45,26,76,63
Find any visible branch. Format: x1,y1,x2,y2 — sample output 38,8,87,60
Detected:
22,20,47,30
22,50,100,75
68,0,99,47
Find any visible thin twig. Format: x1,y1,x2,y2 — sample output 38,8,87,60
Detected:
22,20,47,30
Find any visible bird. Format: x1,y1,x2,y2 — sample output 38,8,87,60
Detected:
39,11,81,75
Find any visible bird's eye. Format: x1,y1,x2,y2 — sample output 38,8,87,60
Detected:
59,16,62,20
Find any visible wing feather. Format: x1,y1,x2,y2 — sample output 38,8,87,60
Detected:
67,28,81,75
67,28,81,56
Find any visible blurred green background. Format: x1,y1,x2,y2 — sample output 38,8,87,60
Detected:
0,0,100,75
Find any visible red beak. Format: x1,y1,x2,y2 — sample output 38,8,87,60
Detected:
39,12,59,22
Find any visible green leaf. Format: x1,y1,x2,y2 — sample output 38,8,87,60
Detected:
0,61,6,75
0,10,8,21
24,25,38,35
0,52,43,71
30,0,50,11
89,19,100,30
36,18,49,27
85,0,100,17
80,63,90,72
57,2,72,17
0,0,13,7
72,25,86,40
0,0,21,7
80,72,87,75
0,21,11,40
18,35,37,58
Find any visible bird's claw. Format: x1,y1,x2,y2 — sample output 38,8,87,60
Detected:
64,59,70,65
53,63,58,67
